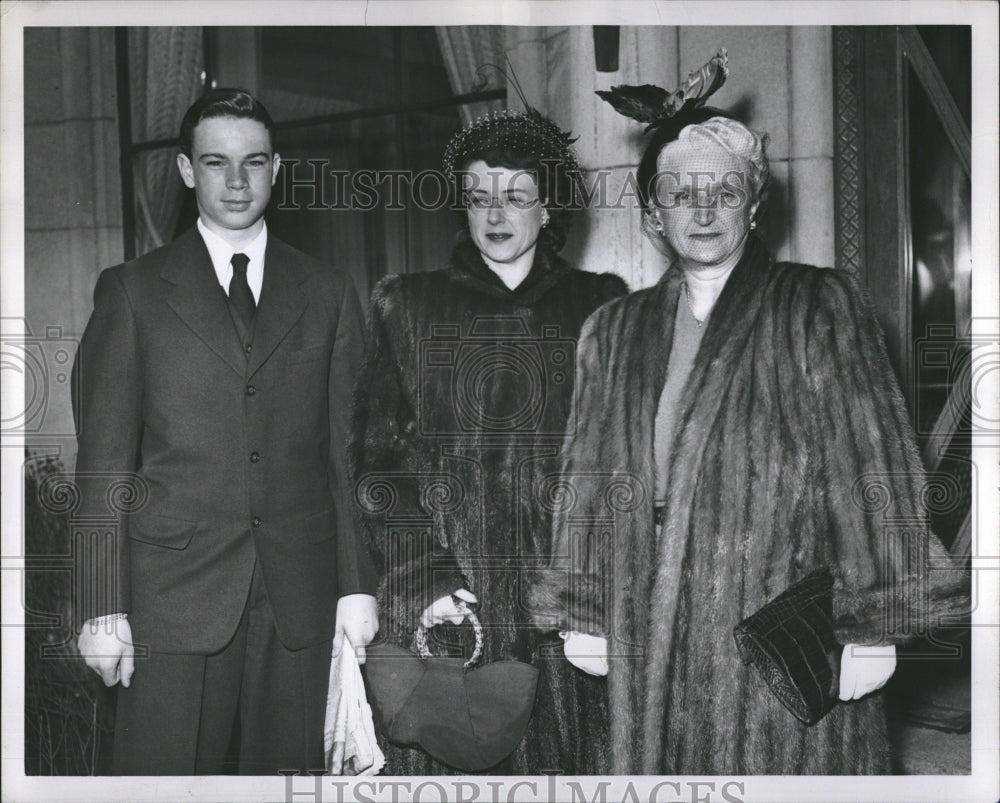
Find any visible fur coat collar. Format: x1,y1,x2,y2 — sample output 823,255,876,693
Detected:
446,236,573,305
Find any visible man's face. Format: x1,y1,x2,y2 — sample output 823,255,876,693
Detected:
176,116,280,240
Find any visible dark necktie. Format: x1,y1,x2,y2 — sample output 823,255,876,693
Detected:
229,252,256,329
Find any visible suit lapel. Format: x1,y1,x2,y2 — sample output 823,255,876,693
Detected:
248,237,310,378
162,228,247,377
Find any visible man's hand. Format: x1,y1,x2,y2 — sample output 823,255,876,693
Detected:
333,594,378,664
839,644,897,700
561,631,608,677
78,615,134,687
419,589,478,628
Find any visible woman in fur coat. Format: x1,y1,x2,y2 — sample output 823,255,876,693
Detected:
530,94,967,774
350,109,627,774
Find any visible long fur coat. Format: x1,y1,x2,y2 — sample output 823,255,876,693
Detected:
530,235,967,775
350,238,627,774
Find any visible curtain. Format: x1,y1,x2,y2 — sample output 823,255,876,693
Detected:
434,27,507,124
128,27,203,256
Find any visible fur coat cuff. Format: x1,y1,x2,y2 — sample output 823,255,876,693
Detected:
831,573,969,645
529,568,609,637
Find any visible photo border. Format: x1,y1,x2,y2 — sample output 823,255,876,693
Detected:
2,2,997,801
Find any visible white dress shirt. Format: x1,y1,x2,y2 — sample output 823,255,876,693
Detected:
197,218,267,304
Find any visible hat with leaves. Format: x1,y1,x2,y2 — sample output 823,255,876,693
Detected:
596,48,729,133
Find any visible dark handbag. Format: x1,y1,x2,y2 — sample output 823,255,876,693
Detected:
733,569,842,725
364,600,540,771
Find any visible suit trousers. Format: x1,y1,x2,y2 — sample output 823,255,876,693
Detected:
112,559,333,775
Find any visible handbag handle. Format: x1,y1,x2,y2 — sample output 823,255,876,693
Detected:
414,598,483,669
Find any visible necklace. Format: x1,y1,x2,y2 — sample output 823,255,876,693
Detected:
682,281,704,327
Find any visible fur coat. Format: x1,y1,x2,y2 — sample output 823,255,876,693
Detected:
530,235,967,775
350,237,627,774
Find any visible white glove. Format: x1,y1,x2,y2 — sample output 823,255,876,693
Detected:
839,643,897,701
333,594,378,664
78,614,134,687
560,631,608,677
420,589,478,628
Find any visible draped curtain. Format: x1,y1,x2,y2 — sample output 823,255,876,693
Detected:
264,30,509,292
128,27,203,256
434,27,507,124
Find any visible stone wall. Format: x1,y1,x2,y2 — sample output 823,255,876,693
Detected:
23,28,122,469
506,26,835,289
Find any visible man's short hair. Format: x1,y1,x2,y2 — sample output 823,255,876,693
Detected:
179,88,276,157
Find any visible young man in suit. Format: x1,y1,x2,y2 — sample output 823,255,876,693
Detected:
72,88,378,775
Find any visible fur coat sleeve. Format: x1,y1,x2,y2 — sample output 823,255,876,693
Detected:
529,299,649,638
349,277,468,639
803,268,968,643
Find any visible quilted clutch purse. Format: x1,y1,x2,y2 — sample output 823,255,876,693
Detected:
733,568,842,725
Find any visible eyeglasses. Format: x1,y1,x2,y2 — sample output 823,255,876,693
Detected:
464,192,542,213
653,188,750,210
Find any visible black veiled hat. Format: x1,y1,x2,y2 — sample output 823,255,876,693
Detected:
442,108,582,180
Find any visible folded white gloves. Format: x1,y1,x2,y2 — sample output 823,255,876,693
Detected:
560,631,608,677
420,588,478,628
839,644,897,701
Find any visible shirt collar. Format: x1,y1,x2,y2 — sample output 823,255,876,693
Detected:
196,218,268,303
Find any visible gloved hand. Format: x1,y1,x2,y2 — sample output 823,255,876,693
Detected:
78,614,134,687
560,631,608,677
839,643,897,700
420,589,478,628
333,593,379,664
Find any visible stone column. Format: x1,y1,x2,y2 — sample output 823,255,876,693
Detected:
788,26,835,268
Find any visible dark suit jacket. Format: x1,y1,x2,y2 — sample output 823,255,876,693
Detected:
72,226,376,653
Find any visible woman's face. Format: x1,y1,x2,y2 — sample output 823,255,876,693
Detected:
462,160,545,273
651,140,759,270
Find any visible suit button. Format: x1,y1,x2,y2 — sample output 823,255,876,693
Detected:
245,344,252,355
246,384,257,396
251,517,263,528
250,452,260,463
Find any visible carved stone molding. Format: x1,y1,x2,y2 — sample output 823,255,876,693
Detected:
833,28,865,278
